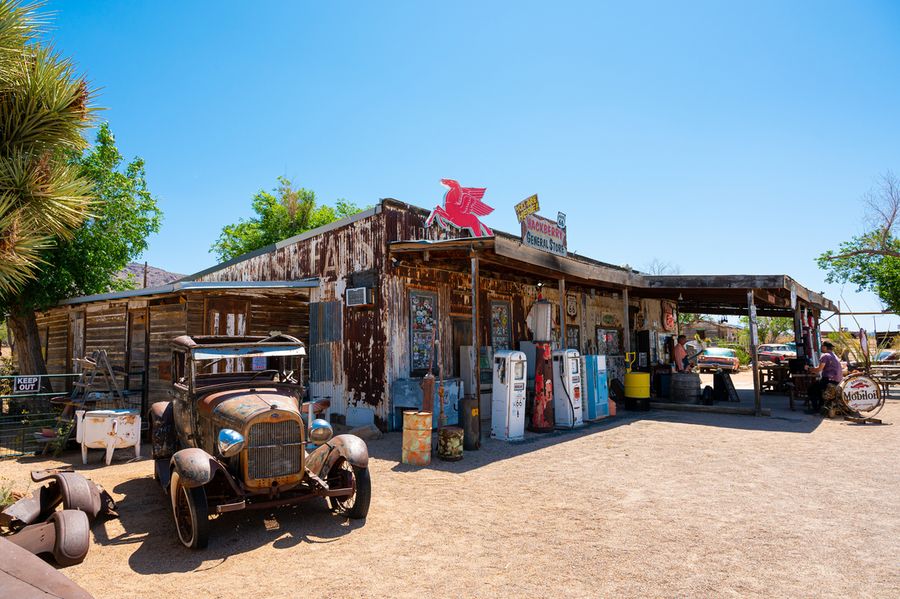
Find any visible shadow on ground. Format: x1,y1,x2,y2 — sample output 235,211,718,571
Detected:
90,476,363,574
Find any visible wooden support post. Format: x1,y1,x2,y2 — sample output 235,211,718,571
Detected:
794,302,803,360
748,290,761,416
623,287,631,354
470,250,480,398
559,278,566,349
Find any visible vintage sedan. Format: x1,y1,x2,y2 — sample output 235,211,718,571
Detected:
757,343,797,364
697,347,741,373
150,334,370,549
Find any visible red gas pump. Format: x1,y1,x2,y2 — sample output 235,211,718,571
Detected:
528,296,555,432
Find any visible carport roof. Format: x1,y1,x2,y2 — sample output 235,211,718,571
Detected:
390,237,835,316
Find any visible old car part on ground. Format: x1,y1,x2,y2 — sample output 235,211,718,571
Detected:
151,334,372,549
0,537,95,599
0,469,116,571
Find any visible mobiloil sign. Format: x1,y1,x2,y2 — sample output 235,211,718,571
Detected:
841,376,881,412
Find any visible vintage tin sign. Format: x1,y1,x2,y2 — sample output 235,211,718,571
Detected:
521,213,567,256
514,194,539,222
841,376,881,412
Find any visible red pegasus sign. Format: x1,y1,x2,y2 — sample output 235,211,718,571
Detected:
425,179,494,238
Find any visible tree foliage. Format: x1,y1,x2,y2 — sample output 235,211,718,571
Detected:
4,123,161,312
817,172,900,312
2,123,161,374
211,177,365,261
0,0,96,294
737,316,794,345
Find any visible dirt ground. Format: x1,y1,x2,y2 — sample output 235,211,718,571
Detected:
1,388,898,598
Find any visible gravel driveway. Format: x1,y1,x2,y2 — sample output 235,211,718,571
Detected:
1,394,898,598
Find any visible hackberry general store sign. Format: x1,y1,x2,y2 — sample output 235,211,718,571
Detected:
522,213,567,256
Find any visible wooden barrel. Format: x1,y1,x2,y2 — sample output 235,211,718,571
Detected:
670,373,701,404
401,411,432,466
437,426,464,461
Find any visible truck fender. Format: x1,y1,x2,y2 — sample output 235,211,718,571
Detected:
170,448,222,489
150,401,176,459
307,434,369,479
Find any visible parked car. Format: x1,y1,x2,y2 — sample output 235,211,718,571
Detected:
873,349,899,363
697,347,741,373
757,343,797,364
150,334,371,549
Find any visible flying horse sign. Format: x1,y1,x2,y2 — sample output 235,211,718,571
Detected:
425,179,495,238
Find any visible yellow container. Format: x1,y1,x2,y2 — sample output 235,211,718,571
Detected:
401,411,432,466
624,372,650,398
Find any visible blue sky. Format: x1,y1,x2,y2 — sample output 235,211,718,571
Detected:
45,1,900,331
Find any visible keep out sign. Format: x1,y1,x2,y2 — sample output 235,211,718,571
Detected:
14,376,41,394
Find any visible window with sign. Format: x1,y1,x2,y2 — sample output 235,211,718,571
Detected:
409,290,438,375
490,301,512,351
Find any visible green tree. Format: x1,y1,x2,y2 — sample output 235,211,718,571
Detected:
0,0,95,295
817,172,900,312
211,177,365,261
737,316,794,345
1,124,161,375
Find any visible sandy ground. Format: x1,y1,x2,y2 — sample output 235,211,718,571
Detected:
1,382,898,598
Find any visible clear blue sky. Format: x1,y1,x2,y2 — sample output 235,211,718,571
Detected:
45,0,900,332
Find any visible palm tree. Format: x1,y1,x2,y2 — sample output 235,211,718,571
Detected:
0,0,94,296
1,0,94,376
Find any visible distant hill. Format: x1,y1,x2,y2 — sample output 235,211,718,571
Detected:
116,262,184,289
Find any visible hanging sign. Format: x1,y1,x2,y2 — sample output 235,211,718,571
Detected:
425,178,494,238
521,213,567,256
514,194,540,222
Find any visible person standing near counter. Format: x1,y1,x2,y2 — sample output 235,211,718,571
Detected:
807,340,843,412
673,335,692,372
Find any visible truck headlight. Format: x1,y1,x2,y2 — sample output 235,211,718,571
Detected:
217,428,244,458
309,419,333,445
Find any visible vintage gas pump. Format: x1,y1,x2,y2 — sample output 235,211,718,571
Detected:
582,354,610,421
528,296,554,432
552,349,583,428
491,350,527,441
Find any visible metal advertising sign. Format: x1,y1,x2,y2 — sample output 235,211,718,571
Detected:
521,213,567,256
841,376,881,413
425,178,494,238
514,194,539,222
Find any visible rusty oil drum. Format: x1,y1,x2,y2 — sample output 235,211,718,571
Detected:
437,426,464,461
401,411,432,466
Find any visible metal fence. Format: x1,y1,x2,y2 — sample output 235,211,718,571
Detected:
0,371,149,459
0,374,79,459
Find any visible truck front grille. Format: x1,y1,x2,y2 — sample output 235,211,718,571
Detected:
247,419,302,480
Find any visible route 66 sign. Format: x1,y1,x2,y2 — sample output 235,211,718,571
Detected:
557,212,567,229
566,295,578,319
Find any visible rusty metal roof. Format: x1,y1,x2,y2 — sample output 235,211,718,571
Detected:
56,279,319,306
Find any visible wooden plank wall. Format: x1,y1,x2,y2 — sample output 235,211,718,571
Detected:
147,302,187,405
84,304,128,372
35,310,69,376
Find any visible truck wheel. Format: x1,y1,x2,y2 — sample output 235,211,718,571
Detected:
170,472,209,549
328,460,371,520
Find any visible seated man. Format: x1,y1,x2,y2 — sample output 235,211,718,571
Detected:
806,340,843,413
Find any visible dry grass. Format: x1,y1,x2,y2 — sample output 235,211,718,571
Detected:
0,395,898,598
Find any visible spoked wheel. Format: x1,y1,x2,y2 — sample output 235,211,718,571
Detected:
327,459,371,519
170,471,209,549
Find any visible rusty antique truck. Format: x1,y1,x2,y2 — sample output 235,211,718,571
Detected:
150,334,370,549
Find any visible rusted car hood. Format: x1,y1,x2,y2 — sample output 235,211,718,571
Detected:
198,388,300,429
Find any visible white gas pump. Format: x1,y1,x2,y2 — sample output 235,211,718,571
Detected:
552,349,583,428
491,350,527,441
